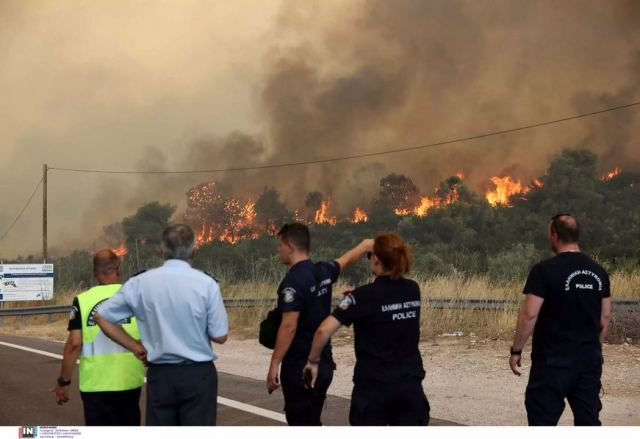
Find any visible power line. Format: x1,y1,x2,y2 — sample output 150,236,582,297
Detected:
0,177,43,242
47,100,640,175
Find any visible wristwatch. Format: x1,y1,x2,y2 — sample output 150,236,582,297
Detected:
510,347,522,356
57,377,71,387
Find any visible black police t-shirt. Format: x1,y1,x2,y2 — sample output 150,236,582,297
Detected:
523,251,610,358
332,276,425,385
277,259,340,360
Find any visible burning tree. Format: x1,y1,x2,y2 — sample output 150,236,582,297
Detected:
377,173,421,213
392,174,469,217
101,222,127,257
485,176,530,207
304,191,324,222
184,182,228,246
184,181,262,245
304,191,337,225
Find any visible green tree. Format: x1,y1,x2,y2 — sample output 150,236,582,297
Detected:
122,202,176,246
255,187,291,233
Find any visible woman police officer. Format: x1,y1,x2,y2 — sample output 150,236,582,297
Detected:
303,233,430,426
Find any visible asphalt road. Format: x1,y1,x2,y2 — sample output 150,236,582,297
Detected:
0,334,456,426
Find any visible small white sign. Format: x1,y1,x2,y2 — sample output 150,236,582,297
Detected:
0,264,54,301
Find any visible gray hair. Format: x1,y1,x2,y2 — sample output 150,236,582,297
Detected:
162,224,195,261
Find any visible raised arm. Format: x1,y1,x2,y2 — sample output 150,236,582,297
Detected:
335,239,374,273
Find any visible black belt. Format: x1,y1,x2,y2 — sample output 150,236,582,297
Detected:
149,360,212,366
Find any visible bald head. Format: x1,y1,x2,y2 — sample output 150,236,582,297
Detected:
93,249,121,276
549,214,580,244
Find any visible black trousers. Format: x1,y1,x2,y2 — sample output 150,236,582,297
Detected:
80,387,141,426
525,353,603,426
146,361,217,426
280,355,334,426
349,379,430,426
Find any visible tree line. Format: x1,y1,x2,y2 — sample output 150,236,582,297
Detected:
6,148,639,291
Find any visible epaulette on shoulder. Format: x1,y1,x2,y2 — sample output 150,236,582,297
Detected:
204,271,219,282
132,269,147,277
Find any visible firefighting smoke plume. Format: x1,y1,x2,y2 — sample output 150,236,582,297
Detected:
1,0,639,256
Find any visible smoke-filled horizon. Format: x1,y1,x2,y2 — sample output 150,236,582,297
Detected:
1,0,639,258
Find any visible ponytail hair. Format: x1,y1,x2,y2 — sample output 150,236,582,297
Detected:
372,233,412,280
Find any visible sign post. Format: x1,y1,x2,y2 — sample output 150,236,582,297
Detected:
0,263,54,302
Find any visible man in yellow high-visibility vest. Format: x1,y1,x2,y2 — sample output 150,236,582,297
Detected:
51,249,145,426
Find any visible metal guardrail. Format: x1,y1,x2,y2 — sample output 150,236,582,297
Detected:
0,298,638,322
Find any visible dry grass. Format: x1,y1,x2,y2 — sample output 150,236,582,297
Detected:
2,271,638,343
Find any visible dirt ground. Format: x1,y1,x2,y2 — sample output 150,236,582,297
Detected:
212,331,640,426
3,321,638,426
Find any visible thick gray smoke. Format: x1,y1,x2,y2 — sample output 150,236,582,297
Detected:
1,0,639,257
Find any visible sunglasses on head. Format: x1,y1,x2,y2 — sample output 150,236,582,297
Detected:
366,251,373,260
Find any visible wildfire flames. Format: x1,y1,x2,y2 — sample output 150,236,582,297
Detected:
194,198,259,246
395,184,461,217
314,200,337,225
185,182,260,246
600,167,623,182
352,207,368,223
112,244,128,257
111,167,623,252
485,176,530,207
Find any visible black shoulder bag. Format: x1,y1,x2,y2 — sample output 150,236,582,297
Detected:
258,263,323,349
258,307,281,349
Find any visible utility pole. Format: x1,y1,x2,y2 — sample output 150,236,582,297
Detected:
43,163,48,262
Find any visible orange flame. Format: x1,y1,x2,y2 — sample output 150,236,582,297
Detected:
485,176,530,207
112,244,128,257
351,207,368,223
600,167,622,182
395,181,460,218
314,200,337,225
193,197,258,246
413,196,438,217
293,209,305,223
532,178,544,189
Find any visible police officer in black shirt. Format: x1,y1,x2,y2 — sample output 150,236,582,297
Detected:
304,233,430,426
509,214,612,426
265,223,373,426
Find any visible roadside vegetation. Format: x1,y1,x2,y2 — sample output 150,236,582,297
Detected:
2,148,638,342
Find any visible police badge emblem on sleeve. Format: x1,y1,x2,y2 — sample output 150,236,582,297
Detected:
282,287,296,304
339,294,355,310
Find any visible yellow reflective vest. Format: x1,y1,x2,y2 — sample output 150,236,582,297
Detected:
77,284,144,392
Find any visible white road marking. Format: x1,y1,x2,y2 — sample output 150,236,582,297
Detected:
218,397,287,423
0,340,286,424
0,341,63,359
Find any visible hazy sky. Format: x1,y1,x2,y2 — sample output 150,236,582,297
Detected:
1,0,639,257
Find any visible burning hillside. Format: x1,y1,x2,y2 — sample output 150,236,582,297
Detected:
103,162,627,252
181,172,542,247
